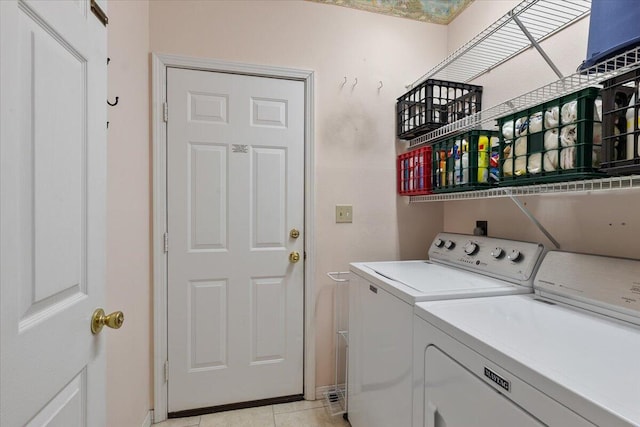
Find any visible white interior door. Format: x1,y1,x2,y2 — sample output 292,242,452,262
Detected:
166,68,305,413
0,0,107,425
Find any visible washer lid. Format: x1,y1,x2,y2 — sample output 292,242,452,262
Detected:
415,295,640,426
365,261,522,295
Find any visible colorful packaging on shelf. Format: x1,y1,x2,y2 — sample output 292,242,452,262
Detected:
431,130,499,193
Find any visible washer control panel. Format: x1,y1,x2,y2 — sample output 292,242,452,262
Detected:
428,232,545,285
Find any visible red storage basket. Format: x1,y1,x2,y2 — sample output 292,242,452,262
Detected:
397,146,432,196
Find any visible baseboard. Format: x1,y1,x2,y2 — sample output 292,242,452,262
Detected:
142,410,153,427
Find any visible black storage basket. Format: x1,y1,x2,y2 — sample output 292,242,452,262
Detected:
600,68,640,174
396,79,482,140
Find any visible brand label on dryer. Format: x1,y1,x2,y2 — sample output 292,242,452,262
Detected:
484,367,510,392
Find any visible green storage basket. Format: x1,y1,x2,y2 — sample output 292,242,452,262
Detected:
497,87,605,186
432,130,500,193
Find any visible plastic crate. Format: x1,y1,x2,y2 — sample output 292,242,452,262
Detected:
497,87,605,186
397,146,432,196
396,79,482,140
600,68,640,174
431,130,500,193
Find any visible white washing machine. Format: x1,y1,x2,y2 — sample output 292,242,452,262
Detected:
412,251,640,427
347,232,546,427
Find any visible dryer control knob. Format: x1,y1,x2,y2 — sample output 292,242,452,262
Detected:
507,249,522,262
464,241,478,255
491,247,504,259
444,240,455,250
434,238,444,248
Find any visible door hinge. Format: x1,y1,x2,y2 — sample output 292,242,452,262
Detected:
164,360,169,382
163,232,169,253
163,102,168,122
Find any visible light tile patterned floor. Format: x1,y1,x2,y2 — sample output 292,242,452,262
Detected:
153,400,350,427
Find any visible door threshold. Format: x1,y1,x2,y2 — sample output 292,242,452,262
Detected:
168,394,305,418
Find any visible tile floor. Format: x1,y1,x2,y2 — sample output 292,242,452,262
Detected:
153,400,350,427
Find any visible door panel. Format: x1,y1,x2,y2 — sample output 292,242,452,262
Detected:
26,371,86,427
167,68,304,412
251,98,288,128
1,0,107,425
26,6,85,307
189,143,227,251
189,280,227,370
252,147,286,248
251,277,286,363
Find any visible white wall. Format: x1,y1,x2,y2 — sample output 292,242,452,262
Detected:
106,2,152,426
442,1,640,259
149,0,445,389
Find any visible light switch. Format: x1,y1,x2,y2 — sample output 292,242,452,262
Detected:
336,205,353,223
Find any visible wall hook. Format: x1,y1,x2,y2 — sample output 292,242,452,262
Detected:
107,96,119,107
340,76,347,88
378,81,383,90
352,77,358,88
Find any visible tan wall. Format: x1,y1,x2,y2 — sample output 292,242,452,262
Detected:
149,0,445,389
106,1,152,426
443,2,640,259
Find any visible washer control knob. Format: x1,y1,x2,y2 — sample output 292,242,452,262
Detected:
491,247,504,259
507,249,522,262
463,241,478,255
444,240,455,250
434,238,444,248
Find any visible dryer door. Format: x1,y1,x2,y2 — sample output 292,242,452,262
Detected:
424,346,543,427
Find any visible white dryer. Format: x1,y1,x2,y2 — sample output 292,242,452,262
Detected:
347,232,545,427
412,251,640,427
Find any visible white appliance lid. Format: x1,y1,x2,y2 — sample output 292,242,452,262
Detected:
534,251,640,324
415,295,640,426
365,261,517,294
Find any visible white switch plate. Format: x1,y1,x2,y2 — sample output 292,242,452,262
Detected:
336,205,353,223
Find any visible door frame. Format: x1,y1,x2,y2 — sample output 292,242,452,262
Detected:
151,53,316,422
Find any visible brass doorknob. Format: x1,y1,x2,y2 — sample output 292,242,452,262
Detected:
290,228,300,239
289,251,300,263
91,308,124,334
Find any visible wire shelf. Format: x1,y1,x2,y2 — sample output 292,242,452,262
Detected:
326,271,350,283
409,175,640,202
410,0,591,86
408,45,640,148
323,385,347,416
325,271,349,416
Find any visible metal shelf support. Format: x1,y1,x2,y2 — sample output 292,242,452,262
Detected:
504,189,561,249
510,12,564,80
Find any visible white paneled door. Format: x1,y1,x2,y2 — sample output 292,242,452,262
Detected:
166,68,305,412
0,0,107,426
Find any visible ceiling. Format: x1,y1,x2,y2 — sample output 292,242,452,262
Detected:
306,0,475,24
